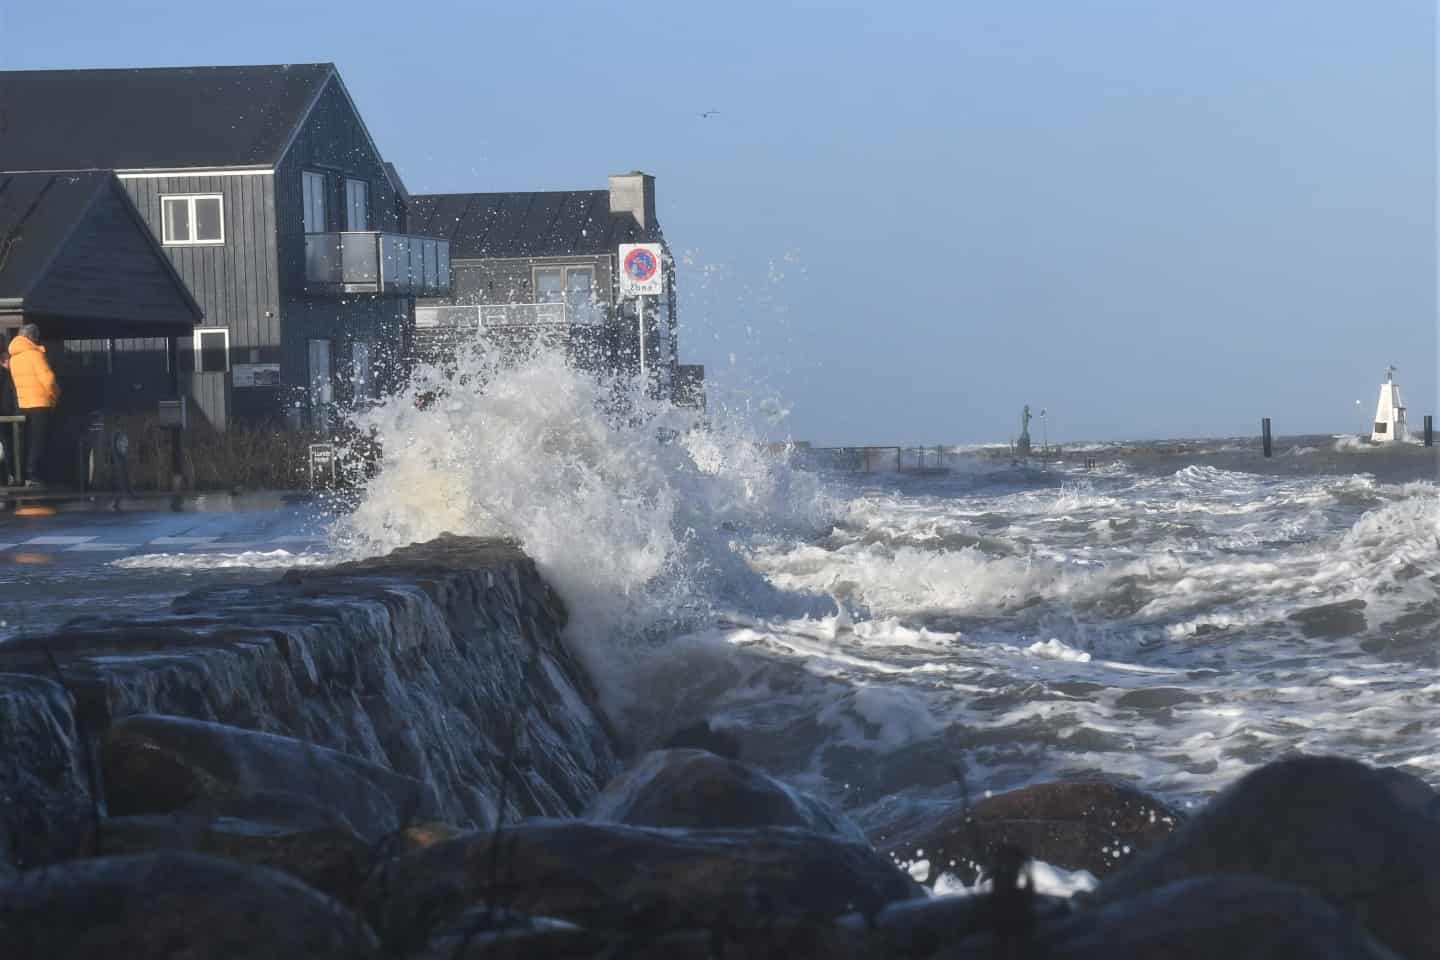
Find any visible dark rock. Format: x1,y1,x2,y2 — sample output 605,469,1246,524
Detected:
836,892,1072,958
661,719,742,759
1287,598,1367,637
876,779,1182,884
363,819,924,949
1025,874,1402,960
0,673,94,867
1093,755,1440,960
0,851,378,959
415,922,874,960
585,748,866,842
102,713,435,842
393,819,469,855
99,813,373,904
0,536,623,867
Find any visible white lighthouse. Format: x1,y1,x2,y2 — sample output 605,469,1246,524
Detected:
1370,365,1408,443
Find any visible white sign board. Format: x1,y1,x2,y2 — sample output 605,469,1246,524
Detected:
309,443,336,487
618,243,663,296
233,363,281,388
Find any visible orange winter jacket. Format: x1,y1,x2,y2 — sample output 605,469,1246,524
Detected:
8,335,60,409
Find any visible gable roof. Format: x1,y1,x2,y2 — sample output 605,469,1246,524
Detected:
0,173,104,301
0,64,334,172
407,191,658,260
0,171,202,336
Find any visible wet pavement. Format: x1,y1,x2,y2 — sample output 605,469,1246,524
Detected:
1,492,335,642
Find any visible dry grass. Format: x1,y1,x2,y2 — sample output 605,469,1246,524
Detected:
94,414,315,492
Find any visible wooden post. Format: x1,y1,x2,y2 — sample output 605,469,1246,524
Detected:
1425,415,1433,447
1261,417,1273,457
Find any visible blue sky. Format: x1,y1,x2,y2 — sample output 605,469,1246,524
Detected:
3,0,1434,444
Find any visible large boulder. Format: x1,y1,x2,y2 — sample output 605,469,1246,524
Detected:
98,813,374,905
876,779,1181,884
1025,874,1403,960
101,714,437,842
0,673,94,867
410,926,868,960
836,891,1073,958
1093,755,1440,960
585,749,866,842
362,820,923,951
0,851,378,959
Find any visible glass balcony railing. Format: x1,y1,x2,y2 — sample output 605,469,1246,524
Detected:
301,232,451,297
414,300,608,331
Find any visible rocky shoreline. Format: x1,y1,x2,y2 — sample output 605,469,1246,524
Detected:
1,535,1434,957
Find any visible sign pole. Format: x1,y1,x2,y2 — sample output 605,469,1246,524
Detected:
619,243,661,399
638,295,646,392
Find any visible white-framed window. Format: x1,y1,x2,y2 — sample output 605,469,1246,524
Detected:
161,194,224,245
345,179,370,231
303,171,327,233
193,328,230,373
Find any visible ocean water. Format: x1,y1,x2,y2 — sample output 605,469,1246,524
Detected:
334,352,1440,842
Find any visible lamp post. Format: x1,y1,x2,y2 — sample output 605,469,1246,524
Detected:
1040,408,1048,454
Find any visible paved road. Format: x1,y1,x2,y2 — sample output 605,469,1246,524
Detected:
1,492,336,640
0,493,331,566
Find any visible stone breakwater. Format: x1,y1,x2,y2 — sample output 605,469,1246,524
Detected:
1,535,1438,958
0,534,621,868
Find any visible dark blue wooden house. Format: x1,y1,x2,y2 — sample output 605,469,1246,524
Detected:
0,63,450,431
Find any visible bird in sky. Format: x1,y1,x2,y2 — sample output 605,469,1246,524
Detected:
699,110,721,119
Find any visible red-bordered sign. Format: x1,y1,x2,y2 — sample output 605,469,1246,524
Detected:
619,243,663,295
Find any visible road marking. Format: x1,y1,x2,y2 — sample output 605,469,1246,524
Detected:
148,536,221,546
23,536,98,545
67,542,140,552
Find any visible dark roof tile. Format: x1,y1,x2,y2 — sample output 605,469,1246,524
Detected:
0,64,333,172
408,191,659,260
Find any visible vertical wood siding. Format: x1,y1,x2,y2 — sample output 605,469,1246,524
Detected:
118,172,280,430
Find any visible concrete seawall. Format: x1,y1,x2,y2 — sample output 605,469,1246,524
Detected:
0,534,623,869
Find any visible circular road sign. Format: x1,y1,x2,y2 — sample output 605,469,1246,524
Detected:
624,247,659,284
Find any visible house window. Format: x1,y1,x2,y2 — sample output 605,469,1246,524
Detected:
161,195,224,245
532,265,597,322
193,328,230,373
534,267,563,303
345,179,370,231
566,268,595,324
303,171,327,233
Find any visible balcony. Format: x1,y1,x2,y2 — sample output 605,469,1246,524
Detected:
301,232,451,297
414,300,607,331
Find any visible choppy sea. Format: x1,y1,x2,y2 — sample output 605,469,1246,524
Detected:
9,353,1438,873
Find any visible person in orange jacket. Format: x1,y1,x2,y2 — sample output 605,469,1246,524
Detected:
8,323,60,486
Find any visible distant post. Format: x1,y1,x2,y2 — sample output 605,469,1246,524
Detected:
1261,417,1273,458
1425,415,1434,447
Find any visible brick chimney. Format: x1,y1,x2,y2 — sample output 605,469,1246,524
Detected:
608,171,657,230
